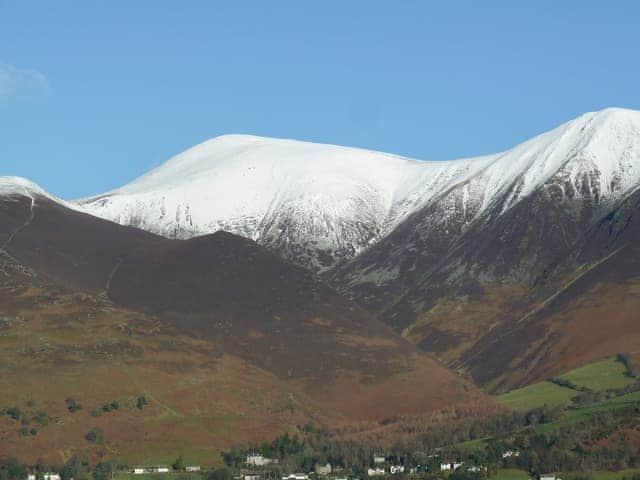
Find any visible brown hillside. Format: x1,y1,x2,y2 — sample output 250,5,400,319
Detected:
0,251,328,465
0,192,493,462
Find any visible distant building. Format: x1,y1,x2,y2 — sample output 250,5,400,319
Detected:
468,466,487,473
440,462,463,472
44,474,61,480
27,475,36,480
367,468,385,477
133,468,147,475
186,466,201,472
373,455,386,465
247,454,275,467
503,450,520,459
154,467,170,473
281,475,309,480
390,466,405,475
245,475,261,480
540,476,559,480
314,463,331,476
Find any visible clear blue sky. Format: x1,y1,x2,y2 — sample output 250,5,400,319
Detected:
1,1,639,198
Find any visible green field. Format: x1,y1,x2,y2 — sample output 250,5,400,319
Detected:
489,468,530,480
497,356,636,412
496,381,576,411
559,357,634,391
116,473,204,480
493,470,640,480
565,470,640,480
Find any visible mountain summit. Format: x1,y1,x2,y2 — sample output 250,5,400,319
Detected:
76,108,640,272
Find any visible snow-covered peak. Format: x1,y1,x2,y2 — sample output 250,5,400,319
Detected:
76,108,640,270
0,176,51,199
0,176,82,212
105,132,424,197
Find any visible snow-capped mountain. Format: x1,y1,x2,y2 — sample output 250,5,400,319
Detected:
326,107,640,390
75,108,640,271
4,107,640,391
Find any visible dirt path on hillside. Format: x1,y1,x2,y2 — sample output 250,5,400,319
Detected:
2,195,36,250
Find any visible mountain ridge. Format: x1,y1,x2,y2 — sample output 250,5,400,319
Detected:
74,108,640,272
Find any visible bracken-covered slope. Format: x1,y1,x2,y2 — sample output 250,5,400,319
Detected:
0,180,489,435
0,249,329,465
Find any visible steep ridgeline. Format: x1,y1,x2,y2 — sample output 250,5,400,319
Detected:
328,108,640,390
0,178,489,426
74,108,640,390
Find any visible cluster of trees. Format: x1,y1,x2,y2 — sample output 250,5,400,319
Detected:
0,457,118,480
90,395,148,416
222,397,640,478
618,353,639,378
0,459,27,480
91,401,120,417
501,407,640,473
223,432,307,468
2,404,51,437
136,396,148,410
549,377,589,392
85,427,104,443
65,398,82,413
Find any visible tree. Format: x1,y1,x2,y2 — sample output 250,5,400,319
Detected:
207,469,231,480
5,407,22,421
172,457,185,471
85,427,104,443
0,459,28,480
92,461,119,480
61,455,90,480
66,398,82,413
136,396,148,410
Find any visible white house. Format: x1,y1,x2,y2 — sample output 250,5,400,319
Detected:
503,450,520,459
440,462,463,472
133,468,147,475
367,468,385,477
247,454,275,467
186,466,201,472
373,455,386,464
281,474,309,480
154,467,170,473
314,463,331,476
44,474,61,480
245,475,261,480
468,466,487,473
540,475,559,480
390,465,405,475
27,475,36,480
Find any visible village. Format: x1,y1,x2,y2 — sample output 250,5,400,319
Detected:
14,450,563,480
